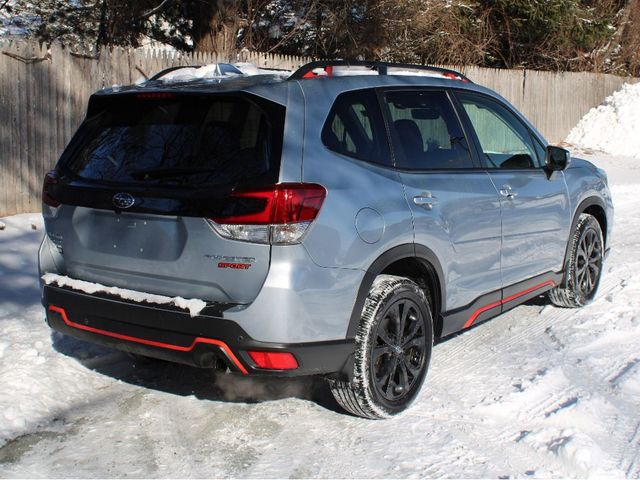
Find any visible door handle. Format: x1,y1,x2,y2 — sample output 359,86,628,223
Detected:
413,193,437,210
499,185,518,199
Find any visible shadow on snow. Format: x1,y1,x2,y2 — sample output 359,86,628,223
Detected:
50,330,344,415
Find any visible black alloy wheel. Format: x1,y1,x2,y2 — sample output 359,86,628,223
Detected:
371,298,427,402
328,275,433,419
575,226,603,298
549,213,605,308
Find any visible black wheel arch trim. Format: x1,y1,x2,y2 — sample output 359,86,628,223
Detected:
346,243,445,339
562,196,608,286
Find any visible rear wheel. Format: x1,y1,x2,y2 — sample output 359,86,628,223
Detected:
329,275,433,419
549,213,604,308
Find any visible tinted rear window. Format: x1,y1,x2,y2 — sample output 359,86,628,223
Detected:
63,94,285,188
321,89,391,166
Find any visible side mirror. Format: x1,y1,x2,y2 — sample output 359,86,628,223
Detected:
545,146,571,171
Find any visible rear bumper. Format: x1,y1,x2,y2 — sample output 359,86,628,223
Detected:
43,285,354,377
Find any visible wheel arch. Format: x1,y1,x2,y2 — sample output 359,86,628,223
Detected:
347,244,446,339
582,203,607,246
561,196,608,286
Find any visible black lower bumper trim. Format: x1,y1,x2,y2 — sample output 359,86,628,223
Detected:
43,285,354,377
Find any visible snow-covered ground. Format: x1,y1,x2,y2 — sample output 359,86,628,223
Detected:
0,151,639,478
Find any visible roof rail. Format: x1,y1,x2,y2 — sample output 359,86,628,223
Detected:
290,60,472,83
148,65,202,81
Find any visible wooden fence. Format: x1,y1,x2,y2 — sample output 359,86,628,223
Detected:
0,40,637,216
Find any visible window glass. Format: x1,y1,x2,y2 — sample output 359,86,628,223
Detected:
322,89,391,166
65,94,284,188
533,138,547,167
457,92,542,169
383,90,474,170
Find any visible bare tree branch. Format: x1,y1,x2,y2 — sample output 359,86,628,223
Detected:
267,0,319,54
2,50,51,63
140,0,172,19
135,65,149,79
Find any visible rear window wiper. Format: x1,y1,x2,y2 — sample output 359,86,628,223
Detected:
130,165,219,180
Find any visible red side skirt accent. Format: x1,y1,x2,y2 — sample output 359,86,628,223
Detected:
48,305,248,374
463,281,556,329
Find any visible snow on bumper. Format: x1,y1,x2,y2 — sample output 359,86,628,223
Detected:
41,273,207,317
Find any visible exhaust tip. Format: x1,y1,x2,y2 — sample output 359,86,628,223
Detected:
197,352,230,372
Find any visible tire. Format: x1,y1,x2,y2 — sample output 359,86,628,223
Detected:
549,213,604,308
328,275,433,419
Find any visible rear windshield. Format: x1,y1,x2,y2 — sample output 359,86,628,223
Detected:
62,93,285,188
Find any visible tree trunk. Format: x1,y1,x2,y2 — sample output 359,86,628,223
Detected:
193,0,242,54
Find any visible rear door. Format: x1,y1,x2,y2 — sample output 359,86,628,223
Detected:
454,91,571,287
45,92,285,304
381,89,503,312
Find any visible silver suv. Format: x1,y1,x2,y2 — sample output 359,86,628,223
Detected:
39,61,613,419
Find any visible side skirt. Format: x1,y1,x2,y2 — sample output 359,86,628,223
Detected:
440,271,563,337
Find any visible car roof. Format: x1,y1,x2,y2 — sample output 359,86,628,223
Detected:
91,62,548,145
292,74,547,145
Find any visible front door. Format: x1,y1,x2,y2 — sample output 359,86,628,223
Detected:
454,91,571,288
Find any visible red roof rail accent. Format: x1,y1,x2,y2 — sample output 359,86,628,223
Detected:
291,60,472,83
300,65,334,79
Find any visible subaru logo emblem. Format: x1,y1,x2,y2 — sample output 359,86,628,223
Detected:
112,192,135,209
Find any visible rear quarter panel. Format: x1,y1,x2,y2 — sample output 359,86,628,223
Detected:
296,81,414,270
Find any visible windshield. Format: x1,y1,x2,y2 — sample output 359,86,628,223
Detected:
63,94,284,188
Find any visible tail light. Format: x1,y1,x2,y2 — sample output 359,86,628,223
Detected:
207,183,326,245
42,171,61,216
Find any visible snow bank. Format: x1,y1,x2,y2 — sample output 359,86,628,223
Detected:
41,273,207,317
566,82,640,158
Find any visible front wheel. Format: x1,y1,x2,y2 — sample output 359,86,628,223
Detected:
328,275,433,419
549,213,604,308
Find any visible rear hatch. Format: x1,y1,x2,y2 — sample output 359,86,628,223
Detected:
43,91,286,304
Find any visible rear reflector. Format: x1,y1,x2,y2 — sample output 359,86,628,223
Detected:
247,351,299,370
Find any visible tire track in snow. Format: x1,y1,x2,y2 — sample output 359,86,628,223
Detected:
418,248,637,477
621,422,640,478
430,247,630,387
